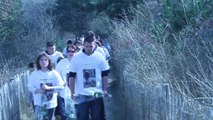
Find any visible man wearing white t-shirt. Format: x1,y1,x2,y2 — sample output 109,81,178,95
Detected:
45,41,64,67
69,33,110,120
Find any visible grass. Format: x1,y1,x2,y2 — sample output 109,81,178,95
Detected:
108,1,213,119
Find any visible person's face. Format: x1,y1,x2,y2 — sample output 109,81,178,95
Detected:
84,41,95,55
66,48,75,58
39,56,49,69
67,44,73,48
47,45,56,55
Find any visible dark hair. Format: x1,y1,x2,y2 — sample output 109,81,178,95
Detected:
46,41,55,47
28,62,35,68
96,35,100,41
84,32,96,43
66,44,76,52
74,40,82,45
95,40,102,47
36,52,53,70
67,39,72,45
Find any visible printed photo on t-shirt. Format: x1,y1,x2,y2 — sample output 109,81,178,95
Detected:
83,69,96,88
40,82,53,101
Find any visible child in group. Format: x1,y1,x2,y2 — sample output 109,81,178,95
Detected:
28,52,64,120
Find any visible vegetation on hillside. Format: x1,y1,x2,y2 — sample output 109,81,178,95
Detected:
1,0,213,118
109,0,213,119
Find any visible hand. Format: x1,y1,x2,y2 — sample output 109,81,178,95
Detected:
71,93,76,100
103,90,112,98
42,84,51,90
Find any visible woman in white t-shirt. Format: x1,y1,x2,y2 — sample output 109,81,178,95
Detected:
28,52,64,120
55,45,76,120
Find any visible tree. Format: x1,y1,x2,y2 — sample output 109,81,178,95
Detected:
53,0,144,34
0,0,22,43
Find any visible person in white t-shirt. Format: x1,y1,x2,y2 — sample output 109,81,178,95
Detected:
96,39,111,62
88,32,106,58
28,52,64,120
45,41,64,68
93,43,106,58
73,37,84,53
69,33,110,120
62,39,73,57
55,45,76,120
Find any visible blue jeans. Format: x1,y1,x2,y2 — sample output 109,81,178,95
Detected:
34,105,55,120
55,96,67,120
75,97,105,120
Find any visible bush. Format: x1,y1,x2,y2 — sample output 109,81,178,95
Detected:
111,0,213,108
0,0,60,86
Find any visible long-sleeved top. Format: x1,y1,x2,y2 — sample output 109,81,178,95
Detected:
28,69,64,109
55,58,71,98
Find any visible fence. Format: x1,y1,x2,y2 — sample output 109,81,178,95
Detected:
0,71,30,120
105,76,213,120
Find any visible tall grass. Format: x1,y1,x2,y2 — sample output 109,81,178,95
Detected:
109,0,213,119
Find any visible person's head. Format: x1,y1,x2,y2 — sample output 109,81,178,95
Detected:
36,52,53,70
83,33,96,55
95,40,102,47
74,39,83,52
96,35,100,41
46,41,56,55
66,45,76,58
28,62,36,73
74,40,82,46
66,39,73,47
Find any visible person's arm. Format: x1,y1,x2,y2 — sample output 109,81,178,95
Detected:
70,77,75,99
69,72,76,99
42,84,64,91
42,70,64,91
55,61,66,86
28,72,45,94
69,55,77,99
28,81,37,94
102,70,109,94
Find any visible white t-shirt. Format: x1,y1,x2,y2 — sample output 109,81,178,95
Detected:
62,47,67,57
46,51,64,67
95,45,106,58
28,70,64,109
101,46,110,61
55,58,71,98
70,51,110,96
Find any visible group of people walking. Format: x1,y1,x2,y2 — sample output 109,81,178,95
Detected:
27,31,111,120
